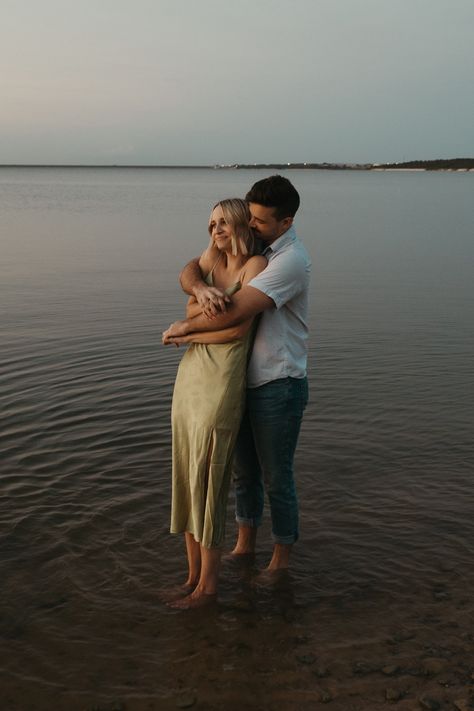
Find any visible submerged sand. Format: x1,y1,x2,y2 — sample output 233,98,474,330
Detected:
2,559,473,711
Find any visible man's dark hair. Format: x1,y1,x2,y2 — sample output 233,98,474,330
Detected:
245,175,300,220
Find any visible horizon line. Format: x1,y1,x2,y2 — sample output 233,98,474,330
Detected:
0,157,473,169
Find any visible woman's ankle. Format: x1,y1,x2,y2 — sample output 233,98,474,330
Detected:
193,582,217,596
184,576,199,587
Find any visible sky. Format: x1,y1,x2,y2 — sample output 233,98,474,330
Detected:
1,0,473,165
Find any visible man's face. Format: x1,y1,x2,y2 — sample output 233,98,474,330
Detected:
248,203,293,244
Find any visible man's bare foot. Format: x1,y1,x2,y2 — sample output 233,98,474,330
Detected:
158,583,196,603
167,589,217,610
251,568,289,588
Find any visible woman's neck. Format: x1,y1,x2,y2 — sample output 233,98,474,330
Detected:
220,250,246,270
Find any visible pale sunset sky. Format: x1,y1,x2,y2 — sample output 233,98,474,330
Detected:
1,0,473,165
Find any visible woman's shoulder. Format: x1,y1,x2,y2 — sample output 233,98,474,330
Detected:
246,254,267,269
241,254,267,284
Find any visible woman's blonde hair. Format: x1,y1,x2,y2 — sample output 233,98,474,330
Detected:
208,198,254,256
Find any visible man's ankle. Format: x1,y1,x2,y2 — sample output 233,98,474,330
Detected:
232,524,257,554
266,543,292,570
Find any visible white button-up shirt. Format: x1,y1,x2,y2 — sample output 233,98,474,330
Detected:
246,225,311,388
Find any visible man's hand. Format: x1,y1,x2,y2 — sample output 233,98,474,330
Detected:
162,320,189,345
193,283,230,319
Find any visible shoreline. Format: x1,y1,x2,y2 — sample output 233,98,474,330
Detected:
1,160,474,172
0,166,473,172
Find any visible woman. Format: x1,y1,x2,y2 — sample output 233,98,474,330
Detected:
164,198,266,609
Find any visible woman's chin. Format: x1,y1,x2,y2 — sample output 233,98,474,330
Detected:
215,242,230,253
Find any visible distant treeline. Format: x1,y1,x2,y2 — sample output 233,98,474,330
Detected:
377,158,474,170
2,159,473,171
217,158,474,171
224,163,370,170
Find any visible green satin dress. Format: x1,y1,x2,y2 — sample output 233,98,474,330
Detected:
170,270,253,548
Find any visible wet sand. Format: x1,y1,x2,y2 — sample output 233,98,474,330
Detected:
2,557,473,711
157,568,474,711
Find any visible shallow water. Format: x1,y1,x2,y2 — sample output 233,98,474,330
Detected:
1,167,473,709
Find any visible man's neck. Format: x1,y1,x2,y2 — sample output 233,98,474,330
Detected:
264,224,294,247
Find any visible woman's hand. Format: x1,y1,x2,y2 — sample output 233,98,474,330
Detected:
193,283,230,319
163,335,192,347
162,320,190,345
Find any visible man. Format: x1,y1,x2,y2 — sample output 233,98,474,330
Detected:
163,175,311,573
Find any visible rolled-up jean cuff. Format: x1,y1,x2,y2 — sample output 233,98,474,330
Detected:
272,532,299,545
235,515,262,528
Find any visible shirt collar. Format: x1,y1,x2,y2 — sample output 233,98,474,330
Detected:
262,225,297,256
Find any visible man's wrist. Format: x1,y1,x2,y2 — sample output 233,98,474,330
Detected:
190,283,201,298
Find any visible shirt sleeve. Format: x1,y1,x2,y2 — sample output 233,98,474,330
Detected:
248,248,309,310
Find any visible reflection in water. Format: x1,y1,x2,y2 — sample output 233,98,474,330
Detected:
1,168,473,709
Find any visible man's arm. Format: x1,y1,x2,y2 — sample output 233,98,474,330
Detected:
180,255,230,318
167,320,254,346
163,285,274,343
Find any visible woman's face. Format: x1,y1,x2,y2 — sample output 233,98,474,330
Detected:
209,205,233,251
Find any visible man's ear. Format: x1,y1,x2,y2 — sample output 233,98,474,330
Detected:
281,216,293,231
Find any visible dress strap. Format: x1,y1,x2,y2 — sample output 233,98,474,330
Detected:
207,252,223,285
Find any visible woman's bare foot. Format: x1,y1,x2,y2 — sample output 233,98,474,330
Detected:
167,589,217,610
222,550,255,563
158,583,196,603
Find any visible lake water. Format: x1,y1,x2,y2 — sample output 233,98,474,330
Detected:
1,167,473,710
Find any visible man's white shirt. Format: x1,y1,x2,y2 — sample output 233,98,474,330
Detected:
246,225,311,388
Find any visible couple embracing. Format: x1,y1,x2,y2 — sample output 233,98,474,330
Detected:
162,175,311,609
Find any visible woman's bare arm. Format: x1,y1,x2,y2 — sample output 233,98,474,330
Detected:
184,296,253,341
185,295,203,319
172,256,267,345
173,318,254,345
164,255,269,345
240,255,267,286
184,255,267,321
180,245,230,317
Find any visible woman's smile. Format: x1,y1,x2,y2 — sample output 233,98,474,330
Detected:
210,205,233,248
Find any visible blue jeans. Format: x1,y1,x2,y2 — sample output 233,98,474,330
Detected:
233,377,309,545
